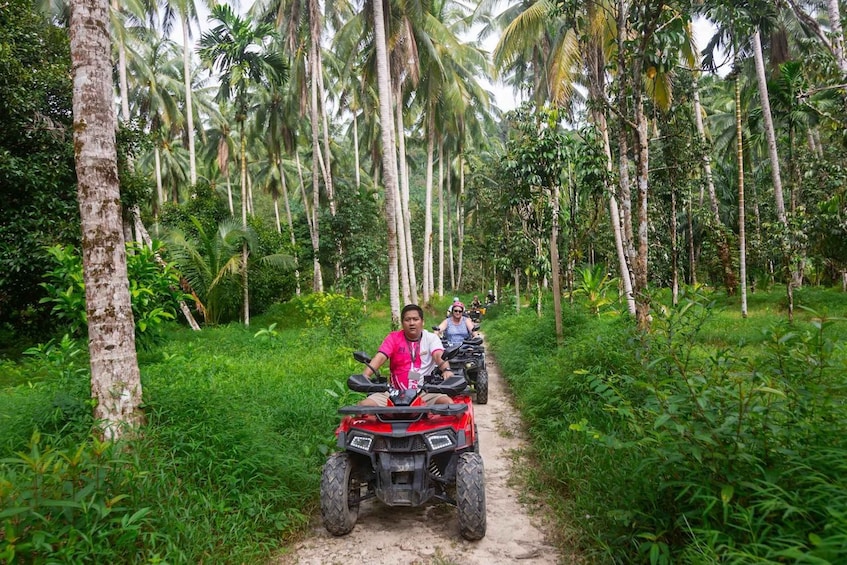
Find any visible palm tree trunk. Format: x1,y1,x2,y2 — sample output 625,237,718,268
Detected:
279,160,301,296
70,0,143,439
182,15,197,186
309,36,324,293
736,67,748,318
240,125,250,326
597,108,635,315
247,174,254,216
217,136,234,214
514,268,520,313
671,185,679,305
353,114,361,189
395,168,411,304
438,141,445,297
456,155,465,290
616,5,635,282
752,29,787,225
226,175,234,215
372,0,401,323
687,194,696,285
154,145,164,217
299,158,323,293
273,196,281,233
316,48,335,215
395,82,417,303
827,0,846,70
112,0,129,123
446,155,455,291
315,48,344,284
551,182,563,345
753,28,795,312
423,112,435,304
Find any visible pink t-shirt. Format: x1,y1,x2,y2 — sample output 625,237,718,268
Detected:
378,330,444,390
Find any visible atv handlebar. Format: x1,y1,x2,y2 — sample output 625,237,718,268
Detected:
347,373,469,396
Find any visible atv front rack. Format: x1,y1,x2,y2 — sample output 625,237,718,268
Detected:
339,403,468,418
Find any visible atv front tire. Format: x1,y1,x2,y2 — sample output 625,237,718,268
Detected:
475,369,489,405
320,452,360,536
456,452,486,540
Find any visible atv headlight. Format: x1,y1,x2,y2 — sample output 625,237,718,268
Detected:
425,430,456,452
347,431,374,453
465,361,477,370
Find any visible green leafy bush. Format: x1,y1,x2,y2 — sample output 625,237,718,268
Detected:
0,432,162,563
38,242,185,347
289,292,365,344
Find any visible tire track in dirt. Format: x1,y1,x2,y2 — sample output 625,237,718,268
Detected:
274,348,563,565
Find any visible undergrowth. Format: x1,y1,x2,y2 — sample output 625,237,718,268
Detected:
485,286,847,564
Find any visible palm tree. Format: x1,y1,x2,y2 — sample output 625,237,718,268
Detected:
784,0,847,75
199,4,288,326
70,0,143,438
158,0,216,187
128,33,184,214
167,217,293,324
371,0,402,323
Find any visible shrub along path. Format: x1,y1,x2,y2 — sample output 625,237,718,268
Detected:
274,347,572,565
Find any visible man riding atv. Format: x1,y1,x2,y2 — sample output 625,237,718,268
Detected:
360,304,454,406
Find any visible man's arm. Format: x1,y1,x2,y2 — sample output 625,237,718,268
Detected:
362,351,387,378
433,349,453,377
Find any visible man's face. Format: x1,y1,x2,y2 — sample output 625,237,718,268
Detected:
402,311,423,339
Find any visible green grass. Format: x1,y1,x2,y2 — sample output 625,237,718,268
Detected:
0,298,397,563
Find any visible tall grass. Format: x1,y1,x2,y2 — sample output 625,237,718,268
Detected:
0,297,395,563
485,286,847,564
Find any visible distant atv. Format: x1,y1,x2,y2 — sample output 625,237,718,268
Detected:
320,350,487,541
435,326,489,405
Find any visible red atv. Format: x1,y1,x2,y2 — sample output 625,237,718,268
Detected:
320,350,487,541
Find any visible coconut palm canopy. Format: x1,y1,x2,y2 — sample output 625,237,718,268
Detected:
5,0,847,331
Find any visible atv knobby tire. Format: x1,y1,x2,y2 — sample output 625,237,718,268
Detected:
474,369,489,404
456,452,487,540
320,452,360,536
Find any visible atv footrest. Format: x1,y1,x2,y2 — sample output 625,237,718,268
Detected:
339,404,468,417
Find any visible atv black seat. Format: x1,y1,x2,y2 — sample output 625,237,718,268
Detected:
338,404,468,418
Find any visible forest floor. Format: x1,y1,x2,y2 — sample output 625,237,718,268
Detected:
273,347,581,565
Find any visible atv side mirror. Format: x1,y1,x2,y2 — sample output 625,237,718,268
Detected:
442,345,461,361
347,373,389,393
353,351,372,364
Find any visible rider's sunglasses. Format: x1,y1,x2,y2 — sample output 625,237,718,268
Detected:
452,309,463,313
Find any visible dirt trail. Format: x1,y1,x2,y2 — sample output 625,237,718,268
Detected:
275,350,563,565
